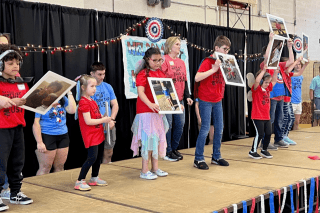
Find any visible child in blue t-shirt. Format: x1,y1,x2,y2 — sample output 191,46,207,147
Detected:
33,92,76,176
90,62,119,164
291,59,309,130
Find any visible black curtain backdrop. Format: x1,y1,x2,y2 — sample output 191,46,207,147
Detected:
1,0,287,177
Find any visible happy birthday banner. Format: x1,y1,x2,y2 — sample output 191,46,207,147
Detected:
121,35,190,99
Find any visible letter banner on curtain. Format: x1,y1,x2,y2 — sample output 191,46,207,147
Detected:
121,35,190,99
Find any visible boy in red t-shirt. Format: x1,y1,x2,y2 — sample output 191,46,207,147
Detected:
249,65,278,159
193,35,231,170
0,44,33,210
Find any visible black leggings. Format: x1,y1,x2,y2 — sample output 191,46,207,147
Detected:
251,120,272,152
78,142,104,181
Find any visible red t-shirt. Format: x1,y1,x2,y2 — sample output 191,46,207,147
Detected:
0,82,29,128
136,68,166,114
251,83,273,120
161,55,187,101
197,57,225,103
78,97,105,148
260,61,289,101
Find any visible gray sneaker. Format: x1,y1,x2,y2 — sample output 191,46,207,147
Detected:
274,140,289,148
259,143,278,151
0,189,10,200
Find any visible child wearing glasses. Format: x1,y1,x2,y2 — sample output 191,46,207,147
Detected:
131,47,169,180
193,35,231,170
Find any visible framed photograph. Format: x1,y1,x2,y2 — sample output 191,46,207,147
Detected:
302,33,309,62
266,14,289,40
214,52,245,87
21,71,76,115
147,77,183,114
266,36,285,69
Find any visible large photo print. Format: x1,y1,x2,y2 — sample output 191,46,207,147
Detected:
214,52,245,87
21,71,76,115
266,36,285,69
266,14,289,40
148,77,183,114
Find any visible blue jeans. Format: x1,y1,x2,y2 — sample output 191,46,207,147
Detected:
195,100,223,161
270,99,284,142
166,101,185,153
281,102,295,137
3,175,8,190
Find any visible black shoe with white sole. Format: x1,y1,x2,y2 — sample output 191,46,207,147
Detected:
172,150,183,160
248,151,262,159
10,192,33,205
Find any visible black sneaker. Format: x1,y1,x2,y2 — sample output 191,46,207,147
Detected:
0,198,9,211
261,150,273,159
211,158,229,166
193,160,209,170
248,151,262,159
10,192,33,205
163,151,179,162
172,150,183,160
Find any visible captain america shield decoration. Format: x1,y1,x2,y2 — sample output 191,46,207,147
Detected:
145,17,163,43
293,36,302,53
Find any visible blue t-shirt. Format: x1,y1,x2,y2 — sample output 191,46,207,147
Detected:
35,96,69,135
310,76,320,98
270,72,290,98
91,82,116,116
291,74,303,104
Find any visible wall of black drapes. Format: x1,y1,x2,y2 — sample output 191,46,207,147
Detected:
1,0,279,177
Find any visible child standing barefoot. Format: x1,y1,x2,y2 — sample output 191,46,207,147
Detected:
131,47,169,180
74,75,112,190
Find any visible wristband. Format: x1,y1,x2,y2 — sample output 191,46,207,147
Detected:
67,92,73,95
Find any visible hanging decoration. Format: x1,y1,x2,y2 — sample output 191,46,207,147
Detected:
17,17,149,56
145,17,164,43
292,36,302,53
18,16,264,63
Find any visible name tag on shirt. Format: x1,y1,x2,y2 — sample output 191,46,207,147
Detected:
169,61,174,66
17,84,26,90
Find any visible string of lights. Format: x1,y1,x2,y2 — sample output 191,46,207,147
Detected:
18,16,264,62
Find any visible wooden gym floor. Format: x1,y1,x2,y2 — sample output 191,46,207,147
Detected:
4,127,320,213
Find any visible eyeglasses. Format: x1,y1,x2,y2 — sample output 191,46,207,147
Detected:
150,59,164,63
221,47,230,52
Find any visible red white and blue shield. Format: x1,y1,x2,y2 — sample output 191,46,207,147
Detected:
293,36,302,53
145,17,163,43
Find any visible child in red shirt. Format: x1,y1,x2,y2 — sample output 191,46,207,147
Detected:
74,75,112,191
193,35,231,170
131,47,169,180
249,65,278,159
0,44,33,209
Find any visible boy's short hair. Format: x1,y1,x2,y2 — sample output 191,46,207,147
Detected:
280,57,288,62
0,44,23,63
91,62,105,72
213,35,231,49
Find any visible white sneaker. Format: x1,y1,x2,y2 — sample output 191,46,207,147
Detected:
151,169,168,177
140,171,157,180
0,189,10,200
